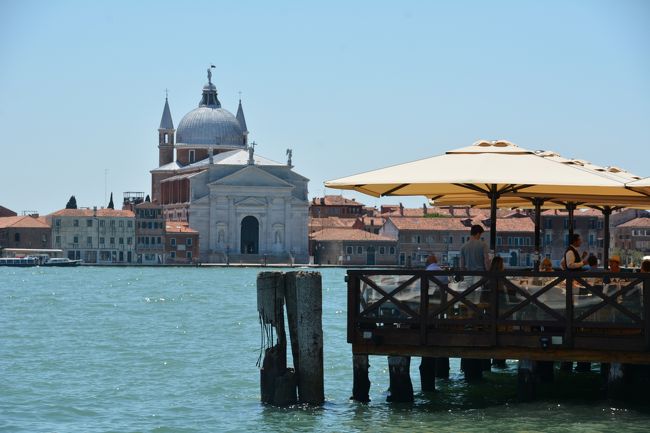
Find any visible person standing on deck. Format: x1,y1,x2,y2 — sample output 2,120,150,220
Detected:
563,234,588,270
460,225,490,272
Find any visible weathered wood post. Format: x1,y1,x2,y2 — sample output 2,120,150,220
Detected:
286,271,324,405
419,357,436,392
387,356,414,402
517,359,537,402
257,272,296,406
352,354,371,402
575,362,591,372
537,361,555,383
606,362,625,398
462,358,484,381
435,357,450,379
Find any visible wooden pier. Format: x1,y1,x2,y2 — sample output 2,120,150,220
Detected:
347,269,650,401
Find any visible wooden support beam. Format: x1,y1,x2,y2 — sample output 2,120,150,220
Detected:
518,359,537,402
387,356,414,402
351,354,370,403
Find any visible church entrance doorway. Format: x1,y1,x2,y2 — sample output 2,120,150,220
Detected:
241,216,259,254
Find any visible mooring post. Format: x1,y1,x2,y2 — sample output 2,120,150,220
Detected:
285,271,324,405
352,354,371,402
257,272,296,406
462,358,484,381
517,359,537,402
435,357,450,379
537,361,555,383
607,362,625,399
419,357,436,392
575,362,591,372
387,356,414,402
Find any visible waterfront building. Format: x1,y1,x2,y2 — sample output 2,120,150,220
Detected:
48,208,135,263
134,201,165,264
309,228,397,266
612,216,650,265
150,70,309,263
309,195,365,218
539,209,604,265
165,221,199,264
0,214,51,250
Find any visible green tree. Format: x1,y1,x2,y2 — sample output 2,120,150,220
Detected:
65,195,77,209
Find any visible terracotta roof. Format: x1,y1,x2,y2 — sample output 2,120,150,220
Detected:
541,209,603,217
618,217,650,228
495,218,534,232
0,205,17,217
165,221,198,234
0,215,50,229
311,195,364,206
309,217,362,230
361,216,386,226
48,208,135,218
387,217,475,231
135,201,161,209
310,228,396,242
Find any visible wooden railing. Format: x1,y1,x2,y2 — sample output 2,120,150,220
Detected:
347,269,650,363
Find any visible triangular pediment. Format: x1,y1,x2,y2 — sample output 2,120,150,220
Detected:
234,197,268,207
209,165,294,189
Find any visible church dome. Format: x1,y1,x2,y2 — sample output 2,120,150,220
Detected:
176,106,244,148
175,73,246,149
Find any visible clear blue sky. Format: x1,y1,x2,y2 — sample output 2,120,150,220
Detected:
1,0,649,214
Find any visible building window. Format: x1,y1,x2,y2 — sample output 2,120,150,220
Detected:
110,237,115,245
389,247,395,255
110,220,115,227
73,236,79,244
86,219,93,227
127,237,132,245
157,237,162,244
379,246,385,254
356,246,363,254
346,246,353,255
73,219,79,227
186,238,193,246
170,238,177,246
119,220,124,227
56,236,61,245
55,219,61,227
99,237,105,244
170,251,176,259
119,237,124,245
100,220,105,227
189,150,195,163
127,221,133,228
14,233,20,242
187,251,192,260
87,236,92,246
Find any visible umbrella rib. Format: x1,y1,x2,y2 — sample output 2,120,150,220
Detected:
454,183,490,194
381,183,410,196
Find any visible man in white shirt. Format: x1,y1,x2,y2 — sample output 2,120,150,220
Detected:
564,234,588,270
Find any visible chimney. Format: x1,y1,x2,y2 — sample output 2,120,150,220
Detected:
93,206,98,217
320,197,325,205
423,203,427,215
466,207,471,217
399,202,404,216
449,205,455,216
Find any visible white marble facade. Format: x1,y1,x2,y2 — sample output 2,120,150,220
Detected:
187,152,309,262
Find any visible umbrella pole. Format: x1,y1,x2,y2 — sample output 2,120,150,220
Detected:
566,203,576,240
489,185,498,253
603,206,612,270
533,199,544,271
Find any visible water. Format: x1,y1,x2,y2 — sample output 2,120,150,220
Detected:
1,267,649,433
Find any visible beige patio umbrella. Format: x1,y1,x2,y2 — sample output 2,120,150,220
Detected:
626,177,650,198
326,140,649,251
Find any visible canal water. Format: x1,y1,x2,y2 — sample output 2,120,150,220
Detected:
1,267,649,433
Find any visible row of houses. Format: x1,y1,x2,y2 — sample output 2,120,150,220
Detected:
0,201,199,264
308,195,650,267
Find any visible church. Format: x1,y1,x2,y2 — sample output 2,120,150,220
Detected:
150,69,309,263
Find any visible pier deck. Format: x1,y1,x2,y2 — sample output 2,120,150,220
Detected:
347,269,650,364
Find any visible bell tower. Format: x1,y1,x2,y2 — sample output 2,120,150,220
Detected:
158,93,175,166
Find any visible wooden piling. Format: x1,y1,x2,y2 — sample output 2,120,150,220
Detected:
537,361,555,383
492,359,508,369
352,354,371,402
517,359,537,402
606,362,625,399
462,358,484,381
286,271,324,405
575,362,591,373
419,357,436,392
560,361,573,372
387,356,414,402
435,357,450,379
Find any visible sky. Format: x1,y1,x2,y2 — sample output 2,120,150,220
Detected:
1,0,649,215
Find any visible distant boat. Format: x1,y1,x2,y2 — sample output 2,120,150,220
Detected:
42,258,82,267
0,257,40,267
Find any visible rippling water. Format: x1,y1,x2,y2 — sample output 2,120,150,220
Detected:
1,267,649,433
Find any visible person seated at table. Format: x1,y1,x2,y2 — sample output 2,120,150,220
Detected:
488,256,516,303
425,254,448,284
641,260,650,273
540,258,553,272
603,255,622,287
562,234,588,270
586,255,599,271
